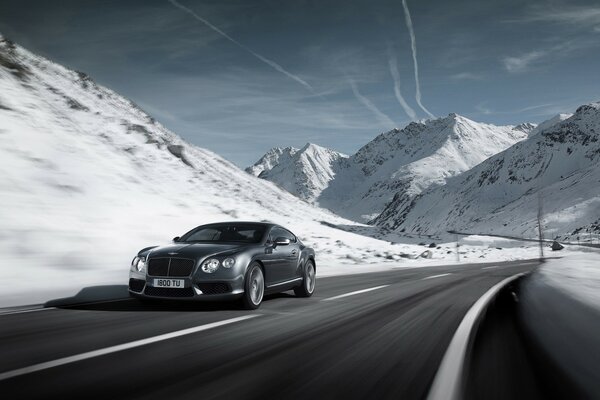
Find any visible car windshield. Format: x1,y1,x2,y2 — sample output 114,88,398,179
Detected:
180,224,266,244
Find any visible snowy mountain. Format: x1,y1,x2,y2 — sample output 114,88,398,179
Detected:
245,146,298,177
246,143,348,202
251,114,532,222
374,102,600,238
326,115,532,222
0,34,442,302
529,113,573,137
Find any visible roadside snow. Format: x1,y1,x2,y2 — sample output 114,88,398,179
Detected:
538,251,600,308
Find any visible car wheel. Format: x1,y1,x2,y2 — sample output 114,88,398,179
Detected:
242,262,264,310
294,260,315,297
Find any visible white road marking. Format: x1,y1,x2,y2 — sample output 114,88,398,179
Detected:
322,285,389,301
0,307,56,315
482,266,499,270
427,273,526,400
0,314,260,381
422,273,451,280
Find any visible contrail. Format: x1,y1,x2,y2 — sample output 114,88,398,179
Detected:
349,80,396,129
387,47,417,121
401,0,435,118
169,0,314,92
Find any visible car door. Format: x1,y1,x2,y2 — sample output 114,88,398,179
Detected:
261,228,288,286
283,229,301,278
265,227,299,285
274,227,301,281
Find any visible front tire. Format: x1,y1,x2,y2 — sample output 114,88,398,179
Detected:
242,262,264,310
294,260,315,297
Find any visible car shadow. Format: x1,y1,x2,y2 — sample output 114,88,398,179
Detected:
45,285,295,312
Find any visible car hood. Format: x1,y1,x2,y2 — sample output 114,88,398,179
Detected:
143,243,246,260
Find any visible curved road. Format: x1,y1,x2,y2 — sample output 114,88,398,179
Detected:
0,260,539,399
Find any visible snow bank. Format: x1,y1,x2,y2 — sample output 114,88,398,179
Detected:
538,251,600,309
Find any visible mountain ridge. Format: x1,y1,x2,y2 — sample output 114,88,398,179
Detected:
373,102,600,237
250,113,533,222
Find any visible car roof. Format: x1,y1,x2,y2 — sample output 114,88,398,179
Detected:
199,221,277,228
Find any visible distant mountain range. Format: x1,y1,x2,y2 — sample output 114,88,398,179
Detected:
249,106,599,238
375,105,599,238
250,114,534,222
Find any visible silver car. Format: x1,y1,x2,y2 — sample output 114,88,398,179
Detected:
129,222,316,309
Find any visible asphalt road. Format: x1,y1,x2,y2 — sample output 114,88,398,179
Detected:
0,260,540,400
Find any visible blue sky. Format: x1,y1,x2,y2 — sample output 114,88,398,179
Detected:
1,0,599,166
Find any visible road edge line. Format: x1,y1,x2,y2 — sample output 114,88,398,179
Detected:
427,272,526,400
0,314,260,381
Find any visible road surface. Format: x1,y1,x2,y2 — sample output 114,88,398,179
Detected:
0,260,540,399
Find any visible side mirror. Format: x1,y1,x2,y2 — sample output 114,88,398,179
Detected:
274,237,291,247
173,236,180,242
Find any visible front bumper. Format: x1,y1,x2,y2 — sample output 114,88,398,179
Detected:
128,270,244,301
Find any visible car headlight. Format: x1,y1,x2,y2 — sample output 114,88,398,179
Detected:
131,256,146,272
201,258,220,273
222,258,235,268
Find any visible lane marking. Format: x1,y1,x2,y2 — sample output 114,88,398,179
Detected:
422,273,451,280
0,314,260,381
427,273,526,400
0,307,56,316
322,285,389,301
482,266,499,270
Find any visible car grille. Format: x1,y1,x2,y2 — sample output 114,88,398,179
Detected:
129,278,145,293
197,283,231,295
148,257,195,277
144,286,194,298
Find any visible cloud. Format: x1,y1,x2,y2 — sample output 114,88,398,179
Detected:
348,80,396,129
472,100,587,119
387,47,417,120
501,40,585,73
401,0,435,119
474,102,493,116
503,50,547,73
509,4,600,29
450,72,483,81
168,0,314,93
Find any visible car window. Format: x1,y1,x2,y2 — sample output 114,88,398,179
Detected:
271,227,296,243
185,228,221,241
181,224,266,243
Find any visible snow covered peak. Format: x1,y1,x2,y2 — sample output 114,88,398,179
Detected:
350,113,528,178
299,142,333,153
529,113,573,137
245,146,298,177
513,122,537,134
576,101,600,113
298,142,347,161
247,143,348,202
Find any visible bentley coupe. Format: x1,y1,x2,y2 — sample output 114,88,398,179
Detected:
128,222,316,309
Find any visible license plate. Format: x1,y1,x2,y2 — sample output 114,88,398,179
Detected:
153,279,185,288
